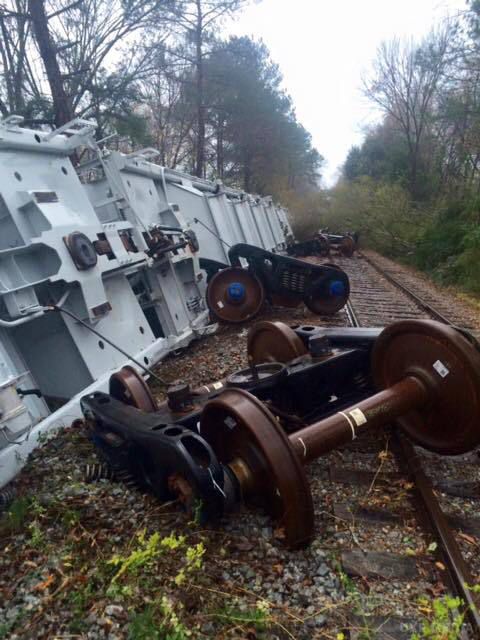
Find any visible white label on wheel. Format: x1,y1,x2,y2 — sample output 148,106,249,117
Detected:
212,381,223,390
349,408,367,427
217,300,224,309
433,359,449,378
224,416,237,430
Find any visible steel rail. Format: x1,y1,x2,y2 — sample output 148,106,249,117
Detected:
344,265,480,633
359,252,454,325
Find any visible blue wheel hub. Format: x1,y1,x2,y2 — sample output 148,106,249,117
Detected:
227,282,246,303
329,280,345,297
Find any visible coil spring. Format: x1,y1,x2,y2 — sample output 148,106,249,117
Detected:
187,296,202,313
280,270,306,293
85,462,139,491
115,469,139,490
0,485,16,511
84,463,116,483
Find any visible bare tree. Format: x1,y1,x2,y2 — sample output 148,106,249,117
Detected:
363,27,455,197
0,0,168,127
163,0,251,177
0,1,45,118
139,51,196,167
28,0,73,125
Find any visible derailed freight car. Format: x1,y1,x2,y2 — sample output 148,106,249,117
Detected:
0,116,292,488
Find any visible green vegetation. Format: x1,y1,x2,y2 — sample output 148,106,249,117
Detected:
412,595,465,640
108,530,163,582
128,598,191,640
214,600,272,634
286,2,480,298
4,496,31,532
2,496,47,547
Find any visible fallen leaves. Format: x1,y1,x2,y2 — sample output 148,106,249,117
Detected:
458,532,477,546
33,574,55,592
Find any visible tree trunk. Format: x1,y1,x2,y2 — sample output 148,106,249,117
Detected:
194,0,205,177
244,156,251,191
28,0,73,127
216,115,224,179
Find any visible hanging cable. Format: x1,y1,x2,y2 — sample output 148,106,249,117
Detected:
193,218,232,249
44,305,169,387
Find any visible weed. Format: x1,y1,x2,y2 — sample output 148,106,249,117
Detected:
160,533,186,551
336,566,379,638
188,499,203,527
128,606,159,640
128,597,191,640
4,497,30,532
108,530,205,599
67,582,94,609
28,521,45,547
106,581,135,600
60,508,80,529
109,530,161,582
68,616,88,635
0,609,24,638
67,583,94,632
174,542,205,586
412,595,465,640
214,601,271,632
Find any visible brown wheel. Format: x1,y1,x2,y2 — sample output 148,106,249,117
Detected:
200,388,314,547
206,267,265,324
109,365,158,413
372,320,480,455
316,233,331,256
247,321,308,365
339,236,355,257
303,269,350,315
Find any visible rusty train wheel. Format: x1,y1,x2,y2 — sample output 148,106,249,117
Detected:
109,366,158,413
200,388,314,547
317,234,331,256
339,236,355,257
206,267,265,324
303,269,350,315
247,321,308,365
372,320,480,455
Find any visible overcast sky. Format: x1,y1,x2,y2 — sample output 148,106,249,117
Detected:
228,0,467,186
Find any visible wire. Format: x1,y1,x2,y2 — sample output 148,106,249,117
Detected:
193,218,232,249
44,305,169,387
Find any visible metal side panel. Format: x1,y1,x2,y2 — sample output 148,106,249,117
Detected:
167,183,229,263
278,207,294,237
232,200,261,246
0,328,50,423
226,201,246,243
12,311,94,400
204,193,239,248
0,319,211,489
264,201,284,247
251,202,276,250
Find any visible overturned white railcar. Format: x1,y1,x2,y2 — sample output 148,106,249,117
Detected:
0,117,292,487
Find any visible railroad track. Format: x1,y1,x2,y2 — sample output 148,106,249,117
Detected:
3,249,476,639
327,251,480,638
155,253,480,640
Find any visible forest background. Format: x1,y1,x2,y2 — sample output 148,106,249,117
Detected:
1,0,479,293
